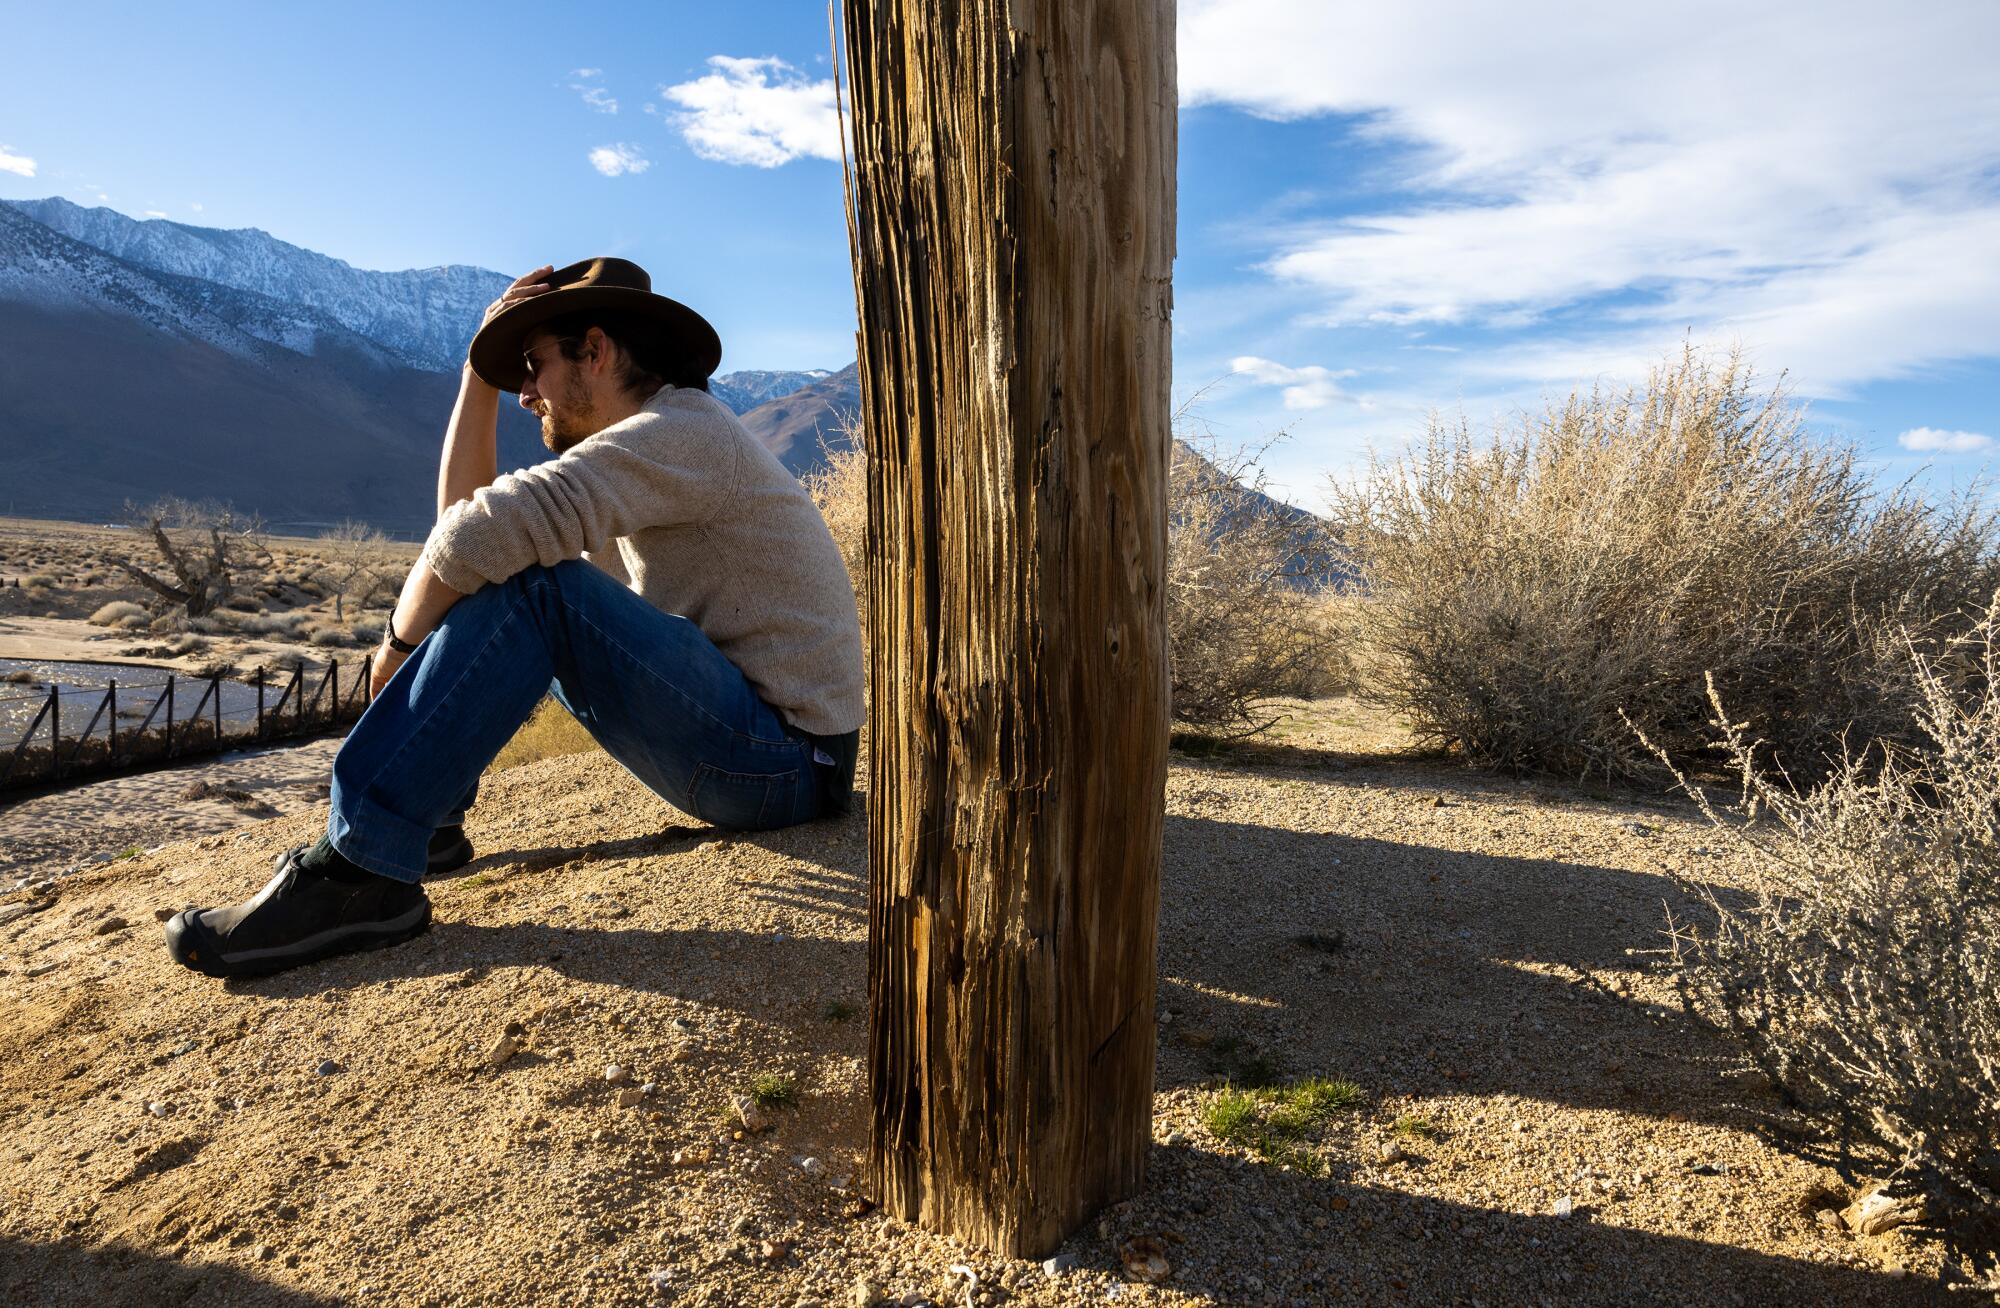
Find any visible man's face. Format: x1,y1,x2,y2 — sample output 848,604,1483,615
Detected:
519,330,602,455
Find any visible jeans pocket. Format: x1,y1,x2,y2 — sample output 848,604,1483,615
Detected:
687,763,798,830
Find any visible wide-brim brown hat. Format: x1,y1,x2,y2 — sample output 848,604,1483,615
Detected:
467,256,722,393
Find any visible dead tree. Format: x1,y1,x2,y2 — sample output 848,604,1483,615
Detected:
109,497,268,618
310,519,394,622
841,0,1177,1256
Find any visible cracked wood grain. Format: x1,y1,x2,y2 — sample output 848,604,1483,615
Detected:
841,0,1177,1258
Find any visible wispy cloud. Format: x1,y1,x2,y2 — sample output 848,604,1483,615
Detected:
661,56,839,168
567,67,617,114
1230,356,1356,410
189,202,203,213
588,143,649,177
1178,1,2000,398
0,145,37,178
143,210,168,219
1899,427,1993,455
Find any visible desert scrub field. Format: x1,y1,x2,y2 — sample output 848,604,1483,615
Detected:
0,510,420,672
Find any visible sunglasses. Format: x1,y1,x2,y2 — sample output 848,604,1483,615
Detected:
522,338,583,382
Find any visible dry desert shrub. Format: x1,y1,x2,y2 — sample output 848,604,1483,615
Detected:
804,416,1346,735
800,426,868,625
1168,436,1346,733
1330,346,1999,782
1647,601,2000,1257
88,600,149,627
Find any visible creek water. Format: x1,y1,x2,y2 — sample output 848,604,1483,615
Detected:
0,658,267,744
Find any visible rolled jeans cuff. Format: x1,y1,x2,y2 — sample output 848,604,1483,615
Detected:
327,794,432,884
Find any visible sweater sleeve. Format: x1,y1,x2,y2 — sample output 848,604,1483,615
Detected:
420,413,724,594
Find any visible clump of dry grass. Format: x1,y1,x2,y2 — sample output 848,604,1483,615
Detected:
88,600,149,627
1646,596,2000,1258
1330,345,1999,782
490,697,601,771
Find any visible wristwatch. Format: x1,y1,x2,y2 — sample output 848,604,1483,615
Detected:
383,624,420,655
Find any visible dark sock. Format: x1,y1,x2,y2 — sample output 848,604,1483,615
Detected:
298,834,380,885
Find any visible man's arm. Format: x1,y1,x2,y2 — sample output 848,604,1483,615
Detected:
369,558,467,697
438,365,502,516
436,263,553,514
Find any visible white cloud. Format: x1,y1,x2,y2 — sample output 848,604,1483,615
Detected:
588,143,649,177
143,210,168,219
1178,1,2000,397
662,56,839,168
0,145,35,178
1899,427,1993,454
189,202,203,212
566,68,617,113
1230,355,1355,410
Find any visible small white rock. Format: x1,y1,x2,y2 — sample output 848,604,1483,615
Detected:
146,1101,172,1118
731,1093,769,1133
1553,1196,1574,1218
604,1063,628,1083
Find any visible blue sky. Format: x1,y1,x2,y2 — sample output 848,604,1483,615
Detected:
3,0,1996,510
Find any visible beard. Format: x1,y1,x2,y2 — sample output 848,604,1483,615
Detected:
538,373,603,455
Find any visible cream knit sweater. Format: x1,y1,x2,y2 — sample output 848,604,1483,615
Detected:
419,385,865,738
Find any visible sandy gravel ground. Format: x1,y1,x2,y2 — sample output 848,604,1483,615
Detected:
0,737,342,885
0,700,1971,1307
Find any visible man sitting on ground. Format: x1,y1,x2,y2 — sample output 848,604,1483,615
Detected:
165,258,864,979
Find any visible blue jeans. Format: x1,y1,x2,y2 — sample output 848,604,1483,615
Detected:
326,560,841,883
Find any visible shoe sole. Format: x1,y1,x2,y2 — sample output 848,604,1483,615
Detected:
164,899,433,980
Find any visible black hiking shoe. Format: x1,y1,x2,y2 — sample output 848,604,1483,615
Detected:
164,845,431,979
426,825,475,877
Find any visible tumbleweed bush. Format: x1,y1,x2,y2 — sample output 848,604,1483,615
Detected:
1653,601,2000,1246
1329,346,1998,782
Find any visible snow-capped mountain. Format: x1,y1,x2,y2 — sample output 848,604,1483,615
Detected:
6,197,508,373
0,196,846,527
711,368,835,415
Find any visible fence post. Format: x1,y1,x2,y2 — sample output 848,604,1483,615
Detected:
107,679,118,761
212,673,222,742
48,686,59,784
165,675,175,755
256,668,266,740
293,666,304,731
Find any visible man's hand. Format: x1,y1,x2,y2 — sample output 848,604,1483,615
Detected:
370,641,409,700
481,265,556,331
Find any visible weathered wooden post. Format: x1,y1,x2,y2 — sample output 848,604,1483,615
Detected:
841,0,1177,1256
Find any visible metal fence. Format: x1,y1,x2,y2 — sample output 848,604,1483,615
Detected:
0,660,371,792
